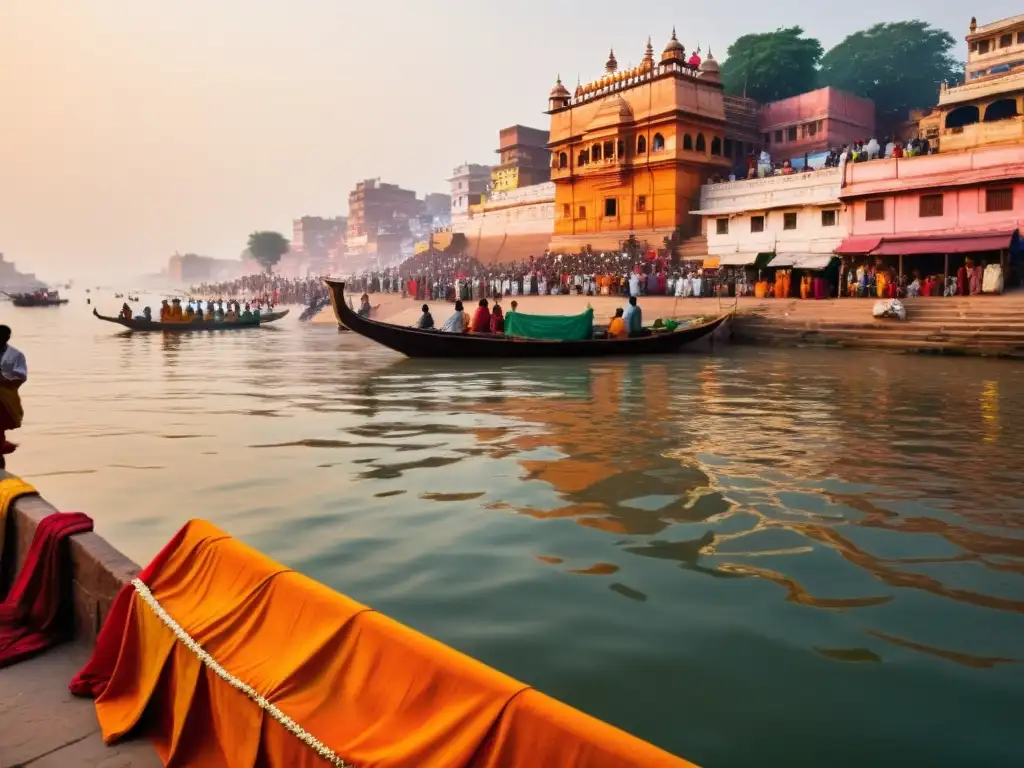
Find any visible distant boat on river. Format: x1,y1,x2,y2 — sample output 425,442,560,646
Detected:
92,307,289,332
4,291,68,307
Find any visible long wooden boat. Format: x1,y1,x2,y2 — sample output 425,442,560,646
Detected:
92,307,288,332
5,292,69,307
325,278,728,358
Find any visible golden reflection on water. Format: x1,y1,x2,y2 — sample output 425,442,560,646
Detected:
980,379,1000,444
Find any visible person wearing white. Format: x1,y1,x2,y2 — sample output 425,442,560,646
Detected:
628,272,640,297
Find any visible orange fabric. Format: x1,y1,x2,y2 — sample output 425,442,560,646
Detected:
94,520,699,768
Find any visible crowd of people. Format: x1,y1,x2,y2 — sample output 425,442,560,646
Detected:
708,135,936,184
119,298,266,324
190,275,329,308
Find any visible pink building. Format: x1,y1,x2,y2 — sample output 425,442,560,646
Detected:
759,87,876,160
837,144,1023,282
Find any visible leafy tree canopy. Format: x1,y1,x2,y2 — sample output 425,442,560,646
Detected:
819,21,961,123
246,231,290,273
721,27,823,102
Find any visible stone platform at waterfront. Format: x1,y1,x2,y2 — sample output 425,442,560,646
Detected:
0,473,159,766
314,290,1024,357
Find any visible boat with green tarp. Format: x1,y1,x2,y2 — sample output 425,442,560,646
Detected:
325,279,728,358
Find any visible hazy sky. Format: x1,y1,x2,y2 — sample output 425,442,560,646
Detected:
0,1,1011,280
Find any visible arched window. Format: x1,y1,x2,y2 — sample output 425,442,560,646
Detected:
558,152,568,169
710,137,722,156
637,135,647,154
946,105,980,129
592,143,602,161
653,133,666,151
682,134,693,151
985,98,1018,122
696,133,706,152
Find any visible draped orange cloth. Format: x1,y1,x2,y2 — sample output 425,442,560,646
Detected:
85,520,696,768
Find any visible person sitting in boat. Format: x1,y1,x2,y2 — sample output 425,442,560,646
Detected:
490,303,504,334
135,306,152,322
192,303,205,322
623,296,643,336
440,300,468,333
159,300,171,322
241,303,254,321
224,303,238,322
509,300,518,315
252,305,261,323
185,302,195,320
358,294,372,318
471,298,491,333
416,304,434,329
215,300,225,320
607,308,627,339
120,303,132,320
169,299,184,322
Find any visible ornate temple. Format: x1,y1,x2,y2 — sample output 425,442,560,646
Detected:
546,31,731,252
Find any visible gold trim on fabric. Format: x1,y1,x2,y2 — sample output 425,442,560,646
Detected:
131,578,351,767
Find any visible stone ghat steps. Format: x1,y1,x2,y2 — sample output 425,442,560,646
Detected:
735,323,1024,356
737,322,1024,342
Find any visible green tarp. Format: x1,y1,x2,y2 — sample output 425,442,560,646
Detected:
505,308,594,341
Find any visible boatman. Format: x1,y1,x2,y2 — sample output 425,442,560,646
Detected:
0,325,27,468
623,296,643,336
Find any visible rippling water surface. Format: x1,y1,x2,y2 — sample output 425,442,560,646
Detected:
8,293,1024,766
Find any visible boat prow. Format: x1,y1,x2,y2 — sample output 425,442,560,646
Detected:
324,278,729,358
93,307,289,332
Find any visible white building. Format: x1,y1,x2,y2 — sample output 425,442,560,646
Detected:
449,163,492,222
693,168,846,269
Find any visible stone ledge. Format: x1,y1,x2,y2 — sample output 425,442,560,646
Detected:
1,471,140,645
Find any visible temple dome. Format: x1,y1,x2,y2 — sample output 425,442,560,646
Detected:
699,51,721,83
662,28,685,61
549,76,571,99
605,48,618,73
586,94,634,132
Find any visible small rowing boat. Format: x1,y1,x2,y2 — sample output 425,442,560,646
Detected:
5,292,69,307
325,278,728,358
92,307,288,332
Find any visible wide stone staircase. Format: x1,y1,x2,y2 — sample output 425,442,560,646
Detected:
733,293,1024,357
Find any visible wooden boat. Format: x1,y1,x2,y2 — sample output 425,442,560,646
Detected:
5,292,69,307
92,307,288,332
325,278,728,358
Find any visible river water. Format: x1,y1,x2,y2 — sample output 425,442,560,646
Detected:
7,293,1024,767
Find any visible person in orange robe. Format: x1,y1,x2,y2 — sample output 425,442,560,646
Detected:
470,299,491,333
607,308,627,338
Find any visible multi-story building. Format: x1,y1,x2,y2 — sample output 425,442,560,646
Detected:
292,216,347,258
758,87,876,163
346,179,423,261
449,164,492,221
547,34,731,252
452,182,555,264
935,15,1024,152
695,169,845,270
723,95,762,167
491,125,551,192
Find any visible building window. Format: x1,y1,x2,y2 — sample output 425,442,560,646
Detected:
716,218,729,235
710,137,722,155
787,126,797,141
683,134,693,150
808,122,817,136
751,215,765,233
604,198,617,217
979,39,990,54
971,41,979,52
653,133,665,151
637,135,647,154
696,133,706,152
562,203,571,218
986,187,1013,212
821,209,837,227
1019,31,1024,44
558,152,567,169
1000,33,1012,47
578,205,587,219
763,132,770,145
603,140,614,159
817,120,823,132
636,195,647,212
592,143,602,161
783,212,797,230
774,129,783,143
919,194,944,217
865,199,885,221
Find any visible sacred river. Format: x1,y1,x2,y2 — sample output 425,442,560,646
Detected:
6,293,1024,767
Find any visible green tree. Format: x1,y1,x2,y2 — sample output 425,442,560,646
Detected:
246,231,290,273
721,27,823,102
819,21,960,124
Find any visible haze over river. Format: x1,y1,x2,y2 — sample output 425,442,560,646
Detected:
8,293,1024,767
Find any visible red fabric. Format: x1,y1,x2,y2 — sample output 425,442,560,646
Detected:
0,512,94,668
490,310,504,334
69,520,214,697
471,306,491,333
957,266,968,296
835,237,882,255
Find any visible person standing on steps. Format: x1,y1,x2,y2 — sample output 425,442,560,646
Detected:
0,325,27,469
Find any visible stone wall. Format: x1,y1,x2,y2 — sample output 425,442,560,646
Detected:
1,475,140,645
